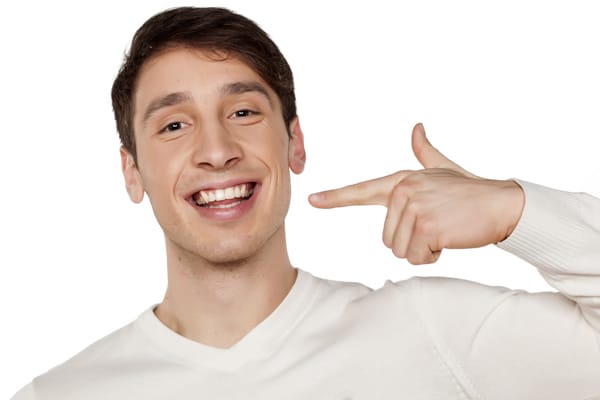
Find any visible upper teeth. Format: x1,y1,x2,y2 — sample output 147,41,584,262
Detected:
195,183,253,205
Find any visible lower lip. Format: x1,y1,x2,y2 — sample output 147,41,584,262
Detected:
190,184,260,221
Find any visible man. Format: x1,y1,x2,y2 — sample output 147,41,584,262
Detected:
12,6,600,399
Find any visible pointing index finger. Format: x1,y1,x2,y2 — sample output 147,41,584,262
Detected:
309,172,407,209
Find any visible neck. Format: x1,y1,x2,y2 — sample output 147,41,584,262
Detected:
154,227,297,349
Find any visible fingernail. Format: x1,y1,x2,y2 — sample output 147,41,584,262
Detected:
309,193,323,202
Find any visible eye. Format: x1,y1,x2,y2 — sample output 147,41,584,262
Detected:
159,121,189,133
230,109,259,119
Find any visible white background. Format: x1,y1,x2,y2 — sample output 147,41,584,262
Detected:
2,0,599,396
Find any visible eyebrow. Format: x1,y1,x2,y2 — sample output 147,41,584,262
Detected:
141,81,273,125
221,81,273,107
142,91,194,125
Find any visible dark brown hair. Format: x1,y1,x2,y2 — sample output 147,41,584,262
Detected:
111,7,296,163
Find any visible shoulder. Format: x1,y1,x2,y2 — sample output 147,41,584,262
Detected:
299,269,375,306
19,311,151,399
11,383,35,400
384,275,523,322
309,271,527,314
304,271,425,320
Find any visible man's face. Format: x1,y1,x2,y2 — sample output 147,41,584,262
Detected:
122,48,305,264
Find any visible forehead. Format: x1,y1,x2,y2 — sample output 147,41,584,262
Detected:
133,47,278,118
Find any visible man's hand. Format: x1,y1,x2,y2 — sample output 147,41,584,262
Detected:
309,123,525,265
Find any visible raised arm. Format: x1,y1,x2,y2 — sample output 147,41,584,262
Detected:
412,180,600,398
309,123,525,264
310,123,600,397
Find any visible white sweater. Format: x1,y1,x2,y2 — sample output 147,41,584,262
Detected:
12,181,600,399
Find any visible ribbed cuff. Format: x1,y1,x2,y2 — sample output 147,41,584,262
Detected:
497,179,585,275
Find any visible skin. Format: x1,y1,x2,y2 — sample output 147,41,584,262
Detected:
120,47,524,349
310,123,525,265
121,48,305,347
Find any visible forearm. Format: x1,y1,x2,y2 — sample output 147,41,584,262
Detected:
497,179,600,331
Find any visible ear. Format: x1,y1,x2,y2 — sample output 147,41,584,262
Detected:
288,117,306,174
120,147,145,203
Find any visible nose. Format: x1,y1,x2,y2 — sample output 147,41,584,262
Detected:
191,121,242,170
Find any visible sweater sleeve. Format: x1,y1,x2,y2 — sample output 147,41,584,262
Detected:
413,180,600,400
497,180,600,332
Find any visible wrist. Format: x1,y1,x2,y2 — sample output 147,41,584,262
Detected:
497,179,525,242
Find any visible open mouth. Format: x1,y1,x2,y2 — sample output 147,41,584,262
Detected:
191,182,257,209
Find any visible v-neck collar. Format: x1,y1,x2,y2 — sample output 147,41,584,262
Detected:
135,269,322,372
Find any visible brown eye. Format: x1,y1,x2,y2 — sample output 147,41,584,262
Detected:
231,109,257,118
160,121,187,133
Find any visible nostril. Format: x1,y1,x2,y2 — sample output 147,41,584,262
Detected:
190,133,242,169
224,156,240,168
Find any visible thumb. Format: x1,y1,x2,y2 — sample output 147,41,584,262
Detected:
411,123,474,176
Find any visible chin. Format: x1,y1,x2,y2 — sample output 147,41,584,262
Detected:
163,214,286,269
171,233,271,269
214,231,275,261
202,245,257,267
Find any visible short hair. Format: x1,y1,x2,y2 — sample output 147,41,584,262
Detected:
111,7,296,163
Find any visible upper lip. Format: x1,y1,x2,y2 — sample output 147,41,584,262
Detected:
184,178,260,199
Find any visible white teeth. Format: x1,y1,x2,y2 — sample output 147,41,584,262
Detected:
194,183,254,206
201,192,210,203
206,200,242,209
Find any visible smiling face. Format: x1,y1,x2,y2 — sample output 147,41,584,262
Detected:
121,47,306,266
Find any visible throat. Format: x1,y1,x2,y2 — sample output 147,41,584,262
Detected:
156,266,298,349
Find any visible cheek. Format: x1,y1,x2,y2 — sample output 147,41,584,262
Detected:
244,122,290,164
137,147,185,198
253,142,290,174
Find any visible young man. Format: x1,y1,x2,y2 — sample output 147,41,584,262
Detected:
13,6,600,399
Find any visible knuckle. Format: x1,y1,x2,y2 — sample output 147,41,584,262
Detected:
391,184,408,202
405,200,421,216
404,171,425,186
415,215,437,237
